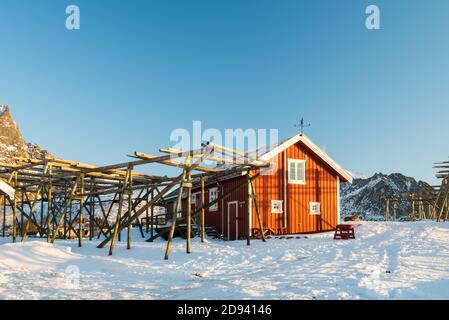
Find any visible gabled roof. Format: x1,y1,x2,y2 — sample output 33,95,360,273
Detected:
163,134,353,203
259,133,353,183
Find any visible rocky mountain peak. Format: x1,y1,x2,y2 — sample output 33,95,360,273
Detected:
0,104,9,115
0,104,51,163
341,172,430,220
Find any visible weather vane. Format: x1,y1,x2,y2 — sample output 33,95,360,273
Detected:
294,117,311,134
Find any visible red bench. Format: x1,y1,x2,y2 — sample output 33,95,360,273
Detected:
334,224,355,240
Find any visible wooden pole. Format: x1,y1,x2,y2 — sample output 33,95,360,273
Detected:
51,178,79,243
250,179,265,242
418,200,422,220
68,198,72,239
79,174,85,247
40,195,44,237
393,201,397,222
127,166,133,250
12,191,17,243
186,168,192,254
109,193,124,256
63,194,68,239
97,181,177,249
444,198,449,222
386,199,390,222
146,189,149,233
20,192,24,238
21,188,42,242
201,175,205,243
12,172,17,242
2,195,5,237
90,178,94,241
247,174,251,246
164,159,190,260
149,189,154,242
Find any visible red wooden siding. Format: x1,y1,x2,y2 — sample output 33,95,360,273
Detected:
165,139,341,238
251,140,339,234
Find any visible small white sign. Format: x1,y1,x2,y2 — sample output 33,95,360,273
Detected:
310,202,321,216
0,179,15,199
271,200,283,214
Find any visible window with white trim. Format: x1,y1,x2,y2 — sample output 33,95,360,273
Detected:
310,202,321,215
209,188,218,211
288,159,306,184
271,200,283,214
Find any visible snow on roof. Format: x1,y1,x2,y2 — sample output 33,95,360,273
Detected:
259,133,353,183
0,179,15,199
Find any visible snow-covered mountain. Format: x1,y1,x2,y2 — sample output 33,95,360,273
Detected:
341,173,431,221
0,104,51,163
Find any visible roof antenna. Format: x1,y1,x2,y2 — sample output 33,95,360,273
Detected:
294,117,311,134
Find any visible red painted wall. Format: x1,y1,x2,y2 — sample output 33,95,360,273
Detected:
251,141,339,234
166,140,340,239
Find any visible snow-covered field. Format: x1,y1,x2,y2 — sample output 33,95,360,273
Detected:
1,221,449,300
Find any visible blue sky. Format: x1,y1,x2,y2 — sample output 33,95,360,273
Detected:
0,0,448,184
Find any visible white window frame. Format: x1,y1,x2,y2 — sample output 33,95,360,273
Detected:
271,200,284,214
209,187,218,212
288,159,306,184
310,202,321,216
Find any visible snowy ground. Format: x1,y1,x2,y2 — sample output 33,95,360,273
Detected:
1,221,449,300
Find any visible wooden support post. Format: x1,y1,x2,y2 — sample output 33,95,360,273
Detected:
40,195,43,237
201,175,205,243
439,191,449,222
20,192,24,237
68,198,73,239
51,178,79,243
2,195,5,237
109,193,124,256
247,174,251,246
12,192,17,243
444,198,449,222
63,197,68,239
21,188,42,242
146,189,150,233
8,172,18,242
47,184,52,242
79,174,85,247
90,178,94,240
422,200,426,219
393,201,397,222
186,168,192,254
164,159,190,260
418,200,422,219
250,179,265,242
149,189,154,242
127,166,133,250
386,199,390,222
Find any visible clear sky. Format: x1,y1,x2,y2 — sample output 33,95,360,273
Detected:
1,0,448,184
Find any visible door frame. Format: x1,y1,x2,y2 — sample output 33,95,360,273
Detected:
227,201,239,240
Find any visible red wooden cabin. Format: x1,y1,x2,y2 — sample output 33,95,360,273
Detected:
165,133,353,240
